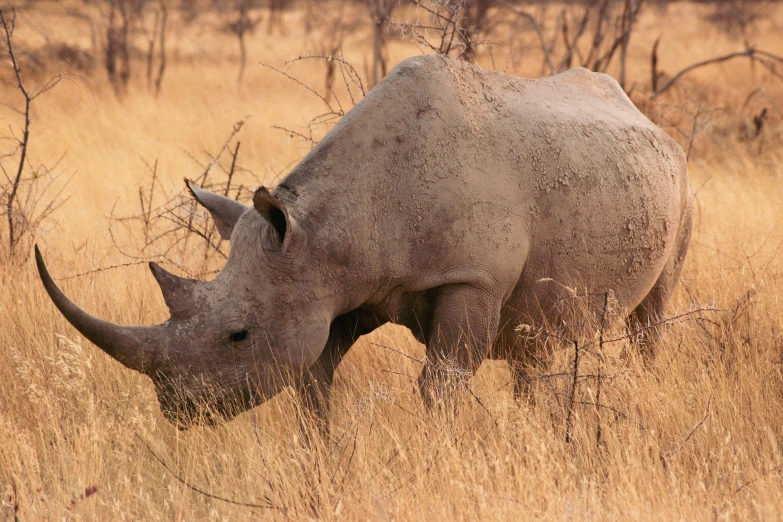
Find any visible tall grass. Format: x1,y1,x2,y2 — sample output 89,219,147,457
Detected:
1,2,782,520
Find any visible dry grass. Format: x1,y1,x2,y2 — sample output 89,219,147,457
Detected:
2,1,783,520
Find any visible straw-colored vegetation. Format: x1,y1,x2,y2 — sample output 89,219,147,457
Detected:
1,1,782,519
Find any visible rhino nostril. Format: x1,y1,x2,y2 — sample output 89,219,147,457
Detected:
230,330,249,343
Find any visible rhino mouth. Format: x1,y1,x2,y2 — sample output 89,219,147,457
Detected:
157,386,262,429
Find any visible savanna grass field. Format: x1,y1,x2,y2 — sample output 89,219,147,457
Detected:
2,0,783,519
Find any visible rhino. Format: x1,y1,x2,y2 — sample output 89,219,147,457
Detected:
36,55,693,427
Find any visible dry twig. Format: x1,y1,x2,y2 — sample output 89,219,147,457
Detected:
134,432,283,512
98,119,254,278
664,394,712,458
263,54,365,147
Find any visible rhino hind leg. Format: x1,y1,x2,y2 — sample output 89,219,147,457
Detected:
510,359,531,400
626,199,694,356
417,284,502,409
626,278,674,358
510,353,541,401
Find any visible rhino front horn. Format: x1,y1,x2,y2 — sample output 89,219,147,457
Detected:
35,245,162,374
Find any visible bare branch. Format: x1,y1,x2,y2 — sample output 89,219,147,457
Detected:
134,432,281,511
664,394,712,457
651,47,783,99
651,36,660,92
564,340,580,443
272,125,316,146
603,307,724,344
261,62,335,114
62,260,150,280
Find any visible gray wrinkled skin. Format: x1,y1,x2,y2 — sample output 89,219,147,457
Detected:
37,55,693,427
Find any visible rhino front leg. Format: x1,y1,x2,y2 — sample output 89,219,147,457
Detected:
295,311,381,422
418,284,501,409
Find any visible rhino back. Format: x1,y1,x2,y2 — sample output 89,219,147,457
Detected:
276,56,689,312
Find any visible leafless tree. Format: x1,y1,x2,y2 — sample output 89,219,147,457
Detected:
459,0,496,62
178,0,200,24
366,0,400,86
705,0,771,42
617,0,641,90
303,0,362,100
103,0,167,94
267,0,289,34
105,0,133,92
0,8,68,261
60,5,101,73
142,0,168,95
502,0,644,89
224,0,261,86
394,0,500,62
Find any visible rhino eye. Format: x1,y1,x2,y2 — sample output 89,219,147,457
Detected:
230,330,249,343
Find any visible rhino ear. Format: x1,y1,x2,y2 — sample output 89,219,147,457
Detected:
253,186,301,254
185,179,248,240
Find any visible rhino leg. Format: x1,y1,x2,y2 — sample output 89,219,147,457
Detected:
295,310,382,422
627,199,694,356
417,284,501,409
510,358,532,401
493,326,537,401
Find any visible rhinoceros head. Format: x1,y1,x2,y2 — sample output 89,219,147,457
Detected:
36,181,332,428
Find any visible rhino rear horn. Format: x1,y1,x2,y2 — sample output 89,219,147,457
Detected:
185,179,248,240
149,262,201,315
